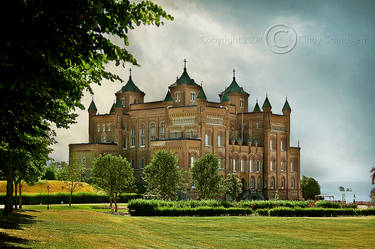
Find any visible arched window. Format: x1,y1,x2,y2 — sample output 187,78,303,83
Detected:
241,158,246,172
270,177,275,189
130,126,135,147
250,160,254,172
250,177,255,190
291,178,295,189
159,122,165,139
150,122,156,141
281,161,285,172
257,176,262,190
281,177,285,189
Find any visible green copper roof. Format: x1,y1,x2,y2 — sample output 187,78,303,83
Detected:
253,102,261,112
222,77,248,95
176,68,196,86
262,96,272,109
110,103,115,113
114,98,122,108
221,92,230,102
197,87,207,100
121,76,144,94
88,100,97,111
282,99,291,111
164,91,173,102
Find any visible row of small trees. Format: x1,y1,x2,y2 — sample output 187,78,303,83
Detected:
89,151,243,211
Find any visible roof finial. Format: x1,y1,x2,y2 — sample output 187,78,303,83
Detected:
266,92,268,98
201,81,203,87
91,94,94,101
129,68,132,77
256,97,258,103
233,68,236,79
183,59,187,70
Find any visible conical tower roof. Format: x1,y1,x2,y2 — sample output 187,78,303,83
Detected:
164,91,173,102
121,74,144,94
262,96,272,109
221,92,230,102
282,99,291,112
88,100,97,111
253,101,261,113
197,87,207,100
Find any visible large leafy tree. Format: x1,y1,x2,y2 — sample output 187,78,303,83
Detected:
92,154,135,212
0,0,172,215
143,150,184,200
190,154,222,200
301,176,321,200
222,173,242,201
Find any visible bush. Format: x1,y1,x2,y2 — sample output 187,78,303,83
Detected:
315,200,341,209
269,207,357,217
153,207,253,216
0,192,140,205
358,208,375,216
342,203,357,209
256,208,269,216
238,200,312,210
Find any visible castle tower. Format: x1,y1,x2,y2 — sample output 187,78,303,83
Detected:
116,69,145,111
88,99,97,143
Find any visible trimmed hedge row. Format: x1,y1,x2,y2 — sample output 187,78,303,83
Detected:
238,200,313,210
315,200,341,208
154,207,253,216
0,192,140,205
256,207,375,217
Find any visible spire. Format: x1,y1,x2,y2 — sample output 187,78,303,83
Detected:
253,100,261,113
221,92,230,103
176,59,196,86
183,59,187,71
197,87,207,100
164,90,173,102
262,95,272,109
282,97,292,112
233,68,236,80
220,69,248,95
129,68,132,78
88,99,97,111
110,103,115,113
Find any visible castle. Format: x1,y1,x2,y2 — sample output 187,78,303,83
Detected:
69,60,302,200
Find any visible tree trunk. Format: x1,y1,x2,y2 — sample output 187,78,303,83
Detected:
109,189,113,207
69,190,72,207
19,181,22,209
3,166,13,216
14,180,18,210
114,193,118,212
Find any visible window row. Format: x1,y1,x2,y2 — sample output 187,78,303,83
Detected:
270,161,296,172
205,134,225,147
232,159,262,173
97,123,112,132
269,177,296,190
269,138,287,151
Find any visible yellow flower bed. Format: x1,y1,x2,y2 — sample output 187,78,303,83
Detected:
0,180,103,194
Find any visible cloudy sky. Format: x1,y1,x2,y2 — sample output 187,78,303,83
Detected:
51,0,375,201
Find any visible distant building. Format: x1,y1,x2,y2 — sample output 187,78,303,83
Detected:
69,61,302,200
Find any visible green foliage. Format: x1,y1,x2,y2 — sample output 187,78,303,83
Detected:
238,200,313,210
301,176,321,200
315,200,341,208
91,154,135,200
190,154,222,199
0,192,140,205
43,167,56,180
143,150,184,200
255,208,269,216
268,207,358,217
153,207,253,216
358,208,375,216
223,173,243,201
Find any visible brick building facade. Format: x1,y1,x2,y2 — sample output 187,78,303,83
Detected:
69,62,302,200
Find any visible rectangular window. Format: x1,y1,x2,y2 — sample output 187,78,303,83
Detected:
290,162,294,172
176,92,181,102
240,99,244,108
241,159,245,172
205,134,209,146
97,124,100,132
250,160,254,172
140,158,144,169
130,137,135,147
281,161,285,172
270,161,274,172
281,141,284,152
256,160,261,173
102,124,106,132
123,137,127,149
131,160,135,168
190,156,194,167
233,159,236,172
217,135,221,147
190,92,196,102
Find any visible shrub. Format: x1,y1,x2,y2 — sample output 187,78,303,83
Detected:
315,200,341,209
153,207,253,216
0,192,140,205
342,203,357,209
359,208,375,216
269,207,357,217
238,200,311,210
256,208,269,216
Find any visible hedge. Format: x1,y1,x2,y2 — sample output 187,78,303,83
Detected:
268,207,358,217
315,200,341,209
255,208,269,216
0,192,140,205
153,207,253,216
358,208,375,216
238,200,312,210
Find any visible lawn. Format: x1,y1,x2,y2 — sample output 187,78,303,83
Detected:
1,205,375,249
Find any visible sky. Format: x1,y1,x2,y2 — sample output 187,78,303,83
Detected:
50,0,375,201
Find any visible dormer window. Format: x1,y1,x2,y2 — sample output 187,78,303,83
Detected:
190,92,196,102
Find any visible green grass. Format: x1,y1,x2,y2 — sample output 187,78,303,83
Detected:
1,205,375,248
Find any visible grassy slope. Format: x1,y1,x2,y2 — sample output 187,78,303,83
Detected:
0,180,102,194
1,205,375,249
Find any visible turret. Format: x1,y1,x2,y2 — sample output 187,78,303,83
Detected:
197,86,207,103
253,100,261,113
116,69,145,110
164,90,173,103
262,95,272,113
282,98,291,116
88,99,97,116
88,99,97,143
220,92,230,106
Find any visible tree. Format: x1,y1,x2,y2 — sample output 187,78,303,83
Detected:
301,176,321,200
91,154,135,212
222,173,242,201
59,157,85,207
143,150,184,200
190,154,222,200
0,0,172,215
